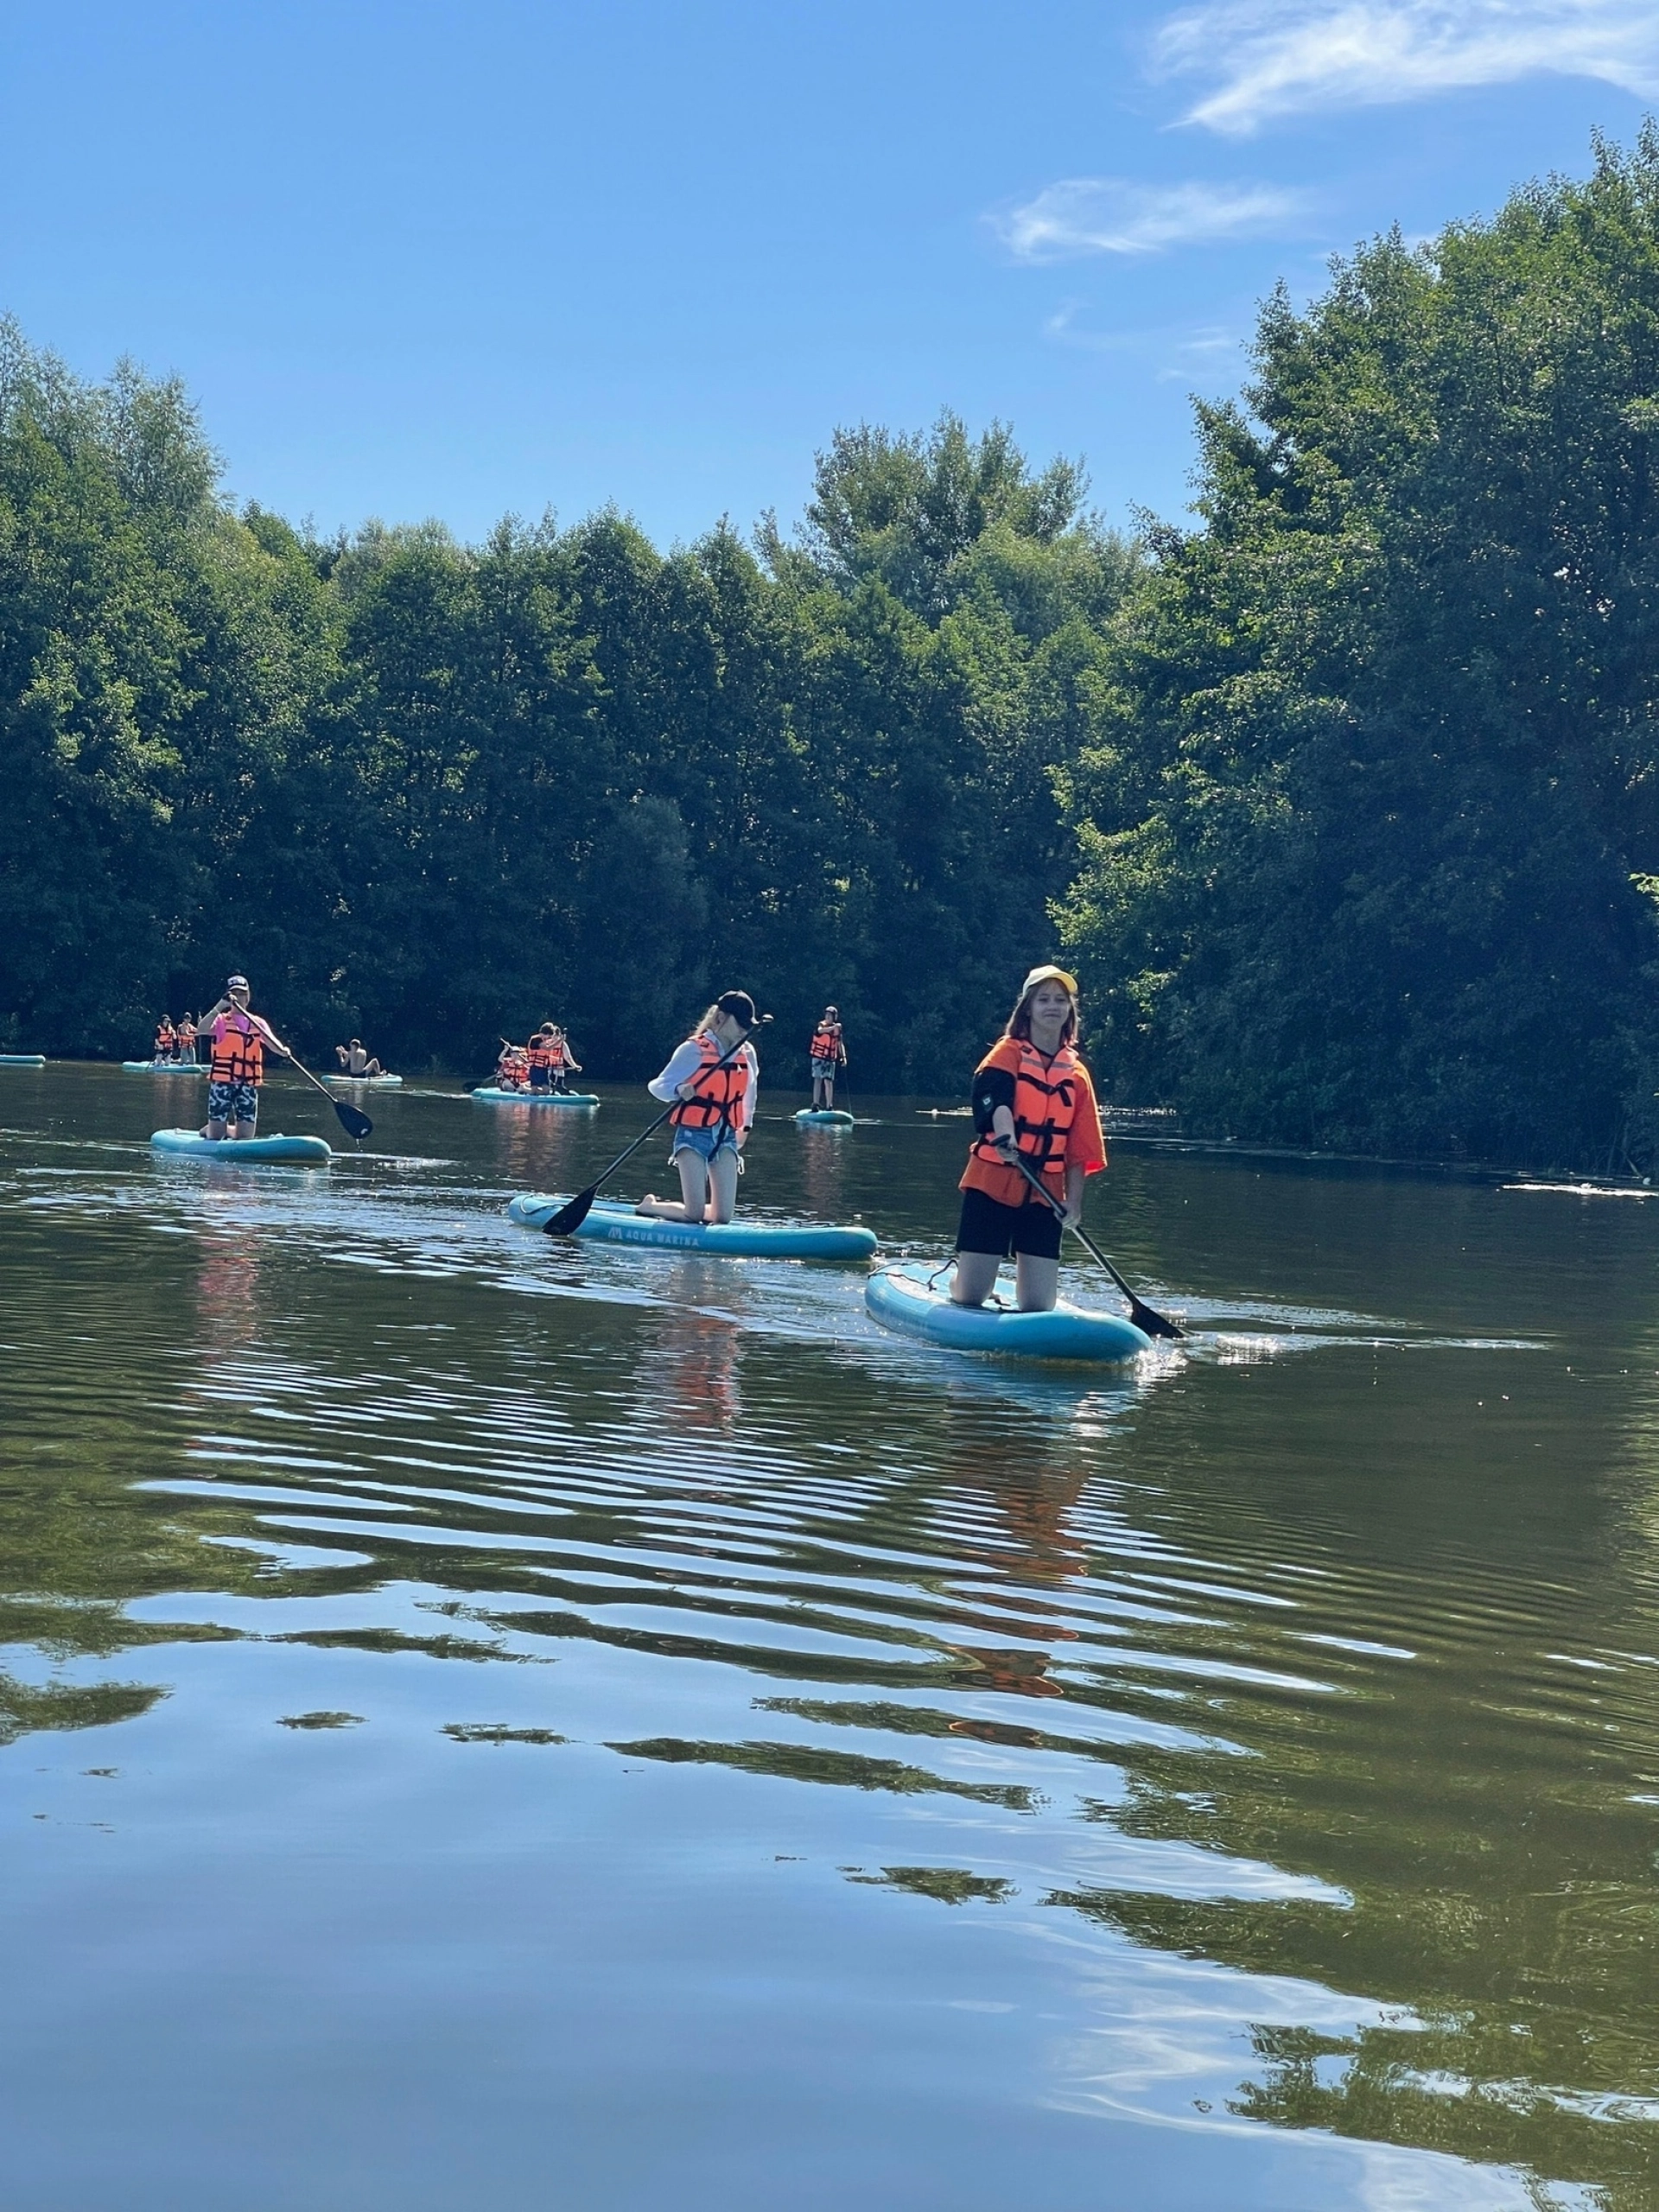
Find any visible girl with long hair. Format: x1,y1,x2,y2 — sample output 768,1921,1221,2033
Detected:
636,991,760,1226
950,964,1106,1313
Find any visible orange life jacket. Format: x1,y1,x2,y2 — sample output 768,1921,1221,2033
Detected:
809,1025,842,1062
545,1036,569,1069
208,1010,266,1084
154,1022,175,1054
670,1033,751,1130
527,1036,555,1071
969,1039,1080,1177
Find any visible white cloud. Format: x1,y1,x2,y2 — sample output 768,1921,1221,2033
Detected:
1154,0,1659,136
996,176,1307,260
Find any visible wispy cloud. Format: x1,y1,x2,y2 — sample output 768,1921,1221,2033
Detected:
1154,0,1659,135
995,176,1307,260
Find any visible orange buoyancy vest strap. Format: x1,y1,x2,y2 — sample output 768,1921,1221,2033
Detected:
810,1027,841,1059
969,1039,1079,1173
670,1034,751,1128
545,1038,568,1067
209,1012,265,1084
527,1038,554,1068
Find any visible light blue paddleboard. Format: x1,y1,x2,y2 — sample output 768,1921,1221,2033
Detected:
150,1128,333,1163
795,1108,855,1126
473,1087,599,1106
867,1262,1150,1363
0,1053,45,1066
124,1059,205,1073
509,1193,876,1261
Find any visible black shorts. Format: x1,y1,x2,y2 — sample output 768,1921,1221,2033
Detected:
955,1185,1062,1262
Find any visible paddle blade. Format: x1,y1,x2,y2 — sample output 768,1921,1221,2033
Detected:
543,1185,596,1236
1128,1294,1183,1341
333,1098,372,1142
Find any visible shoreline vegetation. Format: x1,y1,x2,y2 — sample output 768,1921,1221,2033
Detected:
8,130,1659,1173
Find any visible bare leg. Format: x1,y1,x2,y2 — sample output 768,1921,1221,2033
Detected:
950,1252,1003,1306
702,1148,740,1224
231,1119,258,1141
1013,1255,1059,1312
204,1117,229,1141
638,1148,712,1222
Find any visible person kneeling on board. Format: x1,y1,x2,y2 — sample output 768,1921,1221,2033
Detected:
153,1016,177,1065
335,1037,384,1077
808,1007,846,1109
951,964,1105,1314
200,976,291,1141
636,992,759,1226
495,1041,530,1090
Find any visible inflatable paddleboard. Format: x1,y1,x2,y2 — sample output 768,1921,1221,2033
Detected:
326,1071,403,1087
795,1108,855,1126
150,1128,333,1164
473,1087,600,1106
0,1053,45,1066
508,1193,877,1261
867,1263,1150,1363
124,1059,205,1073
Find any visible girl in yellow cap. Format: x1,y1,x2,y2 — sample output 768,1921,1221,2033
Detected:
951,965,1106,1313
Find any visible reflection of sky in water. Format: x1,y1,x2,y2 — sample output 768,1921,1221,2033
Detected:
0,1071,1656,2211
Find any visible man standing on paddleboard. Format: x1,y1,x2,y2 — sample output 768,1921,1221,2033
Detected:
199,976,292,1141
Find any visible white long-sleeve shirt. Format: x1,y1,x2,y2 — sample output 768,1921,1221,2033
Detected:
647,1034,758,1135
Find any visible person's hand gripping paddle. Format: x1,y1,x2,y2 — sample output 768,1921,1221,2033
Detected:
1004,1149,1182,1339
542,1015,771,1236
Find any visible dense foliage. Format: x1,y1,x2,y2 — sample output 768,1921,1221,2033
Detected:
0,341,1125,1087
1058,127,1659,1169
11,130,1659,1158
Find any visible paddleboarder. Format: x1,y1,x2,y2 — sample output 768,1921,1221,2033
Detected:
950,964,1106,1314
808,1007,846,1109
199,976,292,1141
636,992,760,1227
334,1037,385,1077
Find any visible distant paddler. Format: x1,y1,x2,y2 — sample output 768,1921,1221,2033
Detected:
636,992,760,1227
198,975,292,1141
152,1016,177,1064
334,1037,385,1078
808,1006,847,1109
527,1022,582,1094
176,1014,198,1065
950,964,1105,1314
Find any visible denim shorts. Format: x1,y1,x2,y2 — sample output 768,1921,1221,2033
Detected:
207,1079,259,1125
670,1122,738,1161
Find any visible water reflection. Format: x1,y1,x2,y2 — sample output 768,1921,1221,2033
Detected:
3,1068,1659,2209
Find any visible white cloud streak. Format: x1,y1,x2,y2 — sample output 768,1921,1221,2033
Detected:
1154,0,1659,135
996,176,1307,260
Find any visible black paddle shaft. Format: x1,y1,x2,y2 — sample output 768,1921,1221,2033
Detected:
276,1046,372,1142
1003,1149,1183,1340
542,1015,770,1236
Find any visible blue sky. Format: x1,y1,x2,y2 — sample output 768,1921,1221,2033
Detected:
3,1,1656,548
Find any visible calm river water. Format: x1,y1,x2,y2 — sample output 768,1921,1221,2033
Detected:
3,1064,1656,2210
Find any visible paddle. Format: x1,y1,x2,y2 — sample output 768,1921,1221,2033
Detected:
543,1015,771,1236
275,1044,372,1142
1004,1150,1183,1339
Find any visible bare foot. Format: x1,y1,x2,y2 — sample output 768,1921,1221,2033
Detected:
635,1194,658,1214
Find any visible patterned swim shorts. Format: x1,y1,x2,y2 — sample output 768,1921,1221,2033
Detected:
207,1079,259,1126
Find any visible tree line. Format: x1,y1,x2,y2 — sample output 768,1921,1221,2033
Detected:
7,127,1659,1164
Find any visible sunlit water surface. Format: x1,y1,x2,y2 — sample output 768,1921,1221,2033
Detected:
3,1065,1658,2210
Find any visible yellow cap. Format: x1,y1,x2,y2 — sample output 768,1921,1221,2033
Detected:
1021,963,1078,997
